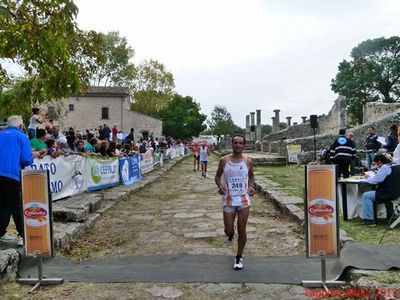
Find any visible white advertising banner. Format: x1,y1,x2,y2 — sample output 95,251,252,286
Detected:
29,155,87,201
140,152,154,174
86,157,120,191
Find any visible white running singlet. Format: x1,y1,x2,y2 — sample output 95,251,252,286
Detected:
199,147,208,162
221,159,251,207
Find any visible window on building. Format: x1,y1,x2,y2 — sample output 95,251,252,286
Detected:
69,104,74,111
101,107,109,119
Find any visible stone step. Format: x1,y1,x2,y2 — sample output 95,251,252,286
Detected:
52,194,104,222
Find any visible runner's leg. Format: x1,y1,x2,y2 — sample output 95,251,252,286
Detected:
223,211,236,239
236,207,250,257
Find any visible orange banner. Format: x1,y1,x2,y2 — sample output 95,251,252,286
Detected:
305,165,339,258
21,170,53,257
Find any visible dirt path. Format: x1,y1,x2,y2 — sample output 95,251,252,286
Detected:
2,154,309,299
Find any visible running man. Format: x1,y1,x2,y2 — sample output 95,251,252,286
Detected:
191,143,199,171
199,142,209,178
215,134,256,270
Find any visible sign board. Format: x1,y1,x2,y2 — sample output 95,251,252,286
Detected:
305,165,339,258
287,144,301,163
21,169,54,257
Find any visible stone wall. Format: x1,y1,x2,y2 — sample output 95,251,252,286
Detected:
264,108,400,155
363,102,400,124
263,96,347,142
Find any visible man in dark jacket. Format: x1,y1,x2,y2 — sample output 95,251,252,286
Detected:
0,115,33,246
365,126,381,170
330,128,357,179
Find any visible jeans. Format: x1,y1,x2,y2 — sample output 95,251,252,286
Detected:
362,191,376,221
366,151,374,170
0,176,24,237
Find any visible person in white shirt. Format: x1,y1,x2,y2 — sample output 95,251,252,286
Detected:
27,107,42,140
199,143,209,178
214,134,256,270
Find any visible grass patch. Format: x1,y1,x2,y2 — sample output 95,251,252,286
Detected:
255,164,304,198
255,164,400,245
369,271,400,284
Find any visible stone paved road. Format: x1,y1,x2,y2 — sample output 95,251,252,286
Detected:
2,154,311,300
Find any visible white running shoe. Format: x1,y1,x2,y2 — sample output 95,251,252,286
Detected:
234,257,243,270
17,236,24,247
0,233,16,242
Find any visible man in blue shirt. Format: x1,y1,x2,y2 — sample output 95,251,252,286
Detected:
0,115,33,246
361,154,392,226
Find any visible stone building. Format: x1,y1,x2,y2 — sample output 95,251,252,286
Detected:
46,87,162,141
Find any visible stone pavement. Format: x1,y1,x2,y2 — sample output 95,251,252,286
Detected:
0,155,187,281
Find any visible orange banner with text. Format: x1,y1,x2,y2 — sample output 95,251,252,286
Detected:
305,165,339,258
21,170,53,257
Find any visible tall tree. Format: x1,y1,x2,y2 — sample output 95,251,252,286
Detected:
331,36,400,124
130,59,175,117
158,94,206,140
0,0,93,103
207,105,238,137
90,31,136,87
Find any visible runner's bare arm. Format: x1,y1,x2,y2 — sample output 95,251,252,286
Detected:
247,158,256,196
215,157,227,195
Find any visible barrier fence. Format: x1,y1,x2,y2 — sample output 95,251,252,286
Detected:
27,146,188,201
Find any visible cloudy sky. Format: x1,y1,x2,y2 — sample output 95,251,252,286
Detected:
74,0,400,127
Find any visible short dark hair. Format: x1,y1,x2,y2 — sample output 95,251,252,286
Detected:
36,128,46,138
373,154,389,164
231,134,246,144
339,128,346,135
390,123,398,132
368,126,375,130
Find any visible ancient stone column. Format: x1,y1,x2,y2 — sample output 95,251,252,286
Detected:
256,109,262,151
271,116,276,133
301,116,307,124
273,109,280,128
286,116,292,127
245,114,250,141
250,112,255,141
256,109,261,140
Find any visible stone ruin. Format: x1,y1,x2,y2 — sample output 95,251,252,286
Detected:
246,97,400,161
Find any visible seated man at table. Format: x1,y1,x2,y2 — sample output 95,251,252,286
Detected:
361,154,393,226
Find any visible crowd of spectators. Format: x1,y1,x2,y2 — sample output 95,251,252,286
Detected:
5,108,187,161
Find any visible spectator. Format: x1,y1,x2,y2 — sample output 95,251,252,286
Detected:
97,125,103,140
361,154,393,226
0,115,33,246
126,128,134,143
139,140,147,153
106,141,117,157
112,124,118,143
330,129,356,179
386,127,400,163
96,140,108,157
30,128,48,158
384,124,398,155
75,140,86,153
45,139,59,158
56,136,71,156
101,124,111,141
86,129,94,142
365,126,381,170
27,107,43,140
85,138,98,153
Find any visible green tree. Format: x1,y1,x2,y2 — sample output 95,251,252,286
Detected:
331,36,400,124
158,94,206,140
207,105,238,137
90,31,136,87
130,59,175,117
0,0,94,103
261,124,272,137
